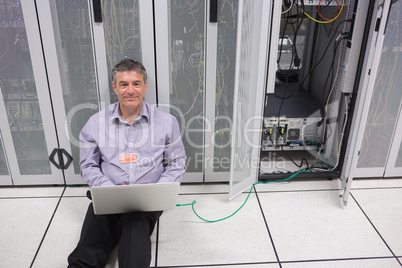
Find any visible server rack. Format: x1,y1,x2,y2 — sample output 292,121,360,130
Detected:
258,0,372,182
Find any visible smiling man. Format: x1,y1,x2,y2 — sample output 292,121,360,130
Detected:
113,65,147,124
68,59,186,268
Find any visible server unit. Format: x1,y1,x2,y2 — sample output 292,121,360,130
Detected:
262,83,324,151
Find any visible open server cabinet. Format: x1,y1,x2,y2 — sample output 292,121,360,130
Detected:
228,0,382,202
260,0,371,177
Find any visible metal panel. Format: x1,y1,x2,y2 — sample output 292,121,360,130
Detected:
0,131,12,185
90,0,110,108
0,0,63,185
154,1,170,109
205,0,239,182
138,0,157,105
395,143,402,168
155,0,206,182
384,103,402,176
266,0,281,94
341,0,391,205
355,0,401,176
229,0,271,199
204,0,220,181
100,0,156,105
36,0,101,185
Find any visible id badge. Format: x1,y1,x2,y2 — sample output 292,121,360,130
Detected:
120,153,137,164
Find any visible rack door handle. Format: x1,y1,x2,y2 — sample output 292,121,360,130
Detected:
93,0,102,22
210,0,218,23
49,148,73,170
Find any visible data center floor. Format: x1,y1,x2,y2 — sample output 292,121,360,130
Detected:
1,178,402,268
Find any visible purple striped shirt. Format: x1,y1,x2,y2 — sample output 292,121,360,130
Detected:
79,102,186,187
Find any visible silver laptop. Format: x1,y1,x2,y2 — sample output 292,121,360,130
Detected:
91,182,180,215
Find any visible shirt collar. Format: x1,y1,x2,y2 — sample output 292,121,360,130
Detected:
109,102,150,124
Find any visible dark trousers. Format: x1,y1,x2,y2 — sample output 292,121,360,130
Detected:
68,203,162,268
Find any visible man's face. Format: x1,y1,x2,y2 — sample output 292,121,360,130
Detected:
112,70,147,114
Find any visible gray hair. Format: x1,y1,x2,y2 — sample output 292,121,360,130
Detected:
111,59,147,85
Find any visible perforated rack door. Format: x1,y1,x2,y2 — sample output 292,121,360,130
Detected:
0,0,64,185
229,0,272,200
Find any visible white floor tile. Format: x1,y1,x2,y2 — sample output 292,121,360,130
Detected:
157,193,277,266
281,258,401,268
351,178,402,189
255,178,341,192
63,186,88,197
32,197,157,268
257,191,393,262
0,198,59,268
351,188,402,256
0,186,64,198
32,197,90,268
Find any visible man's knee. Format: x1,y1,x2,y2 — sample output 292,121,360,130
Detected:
119,211,161,236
